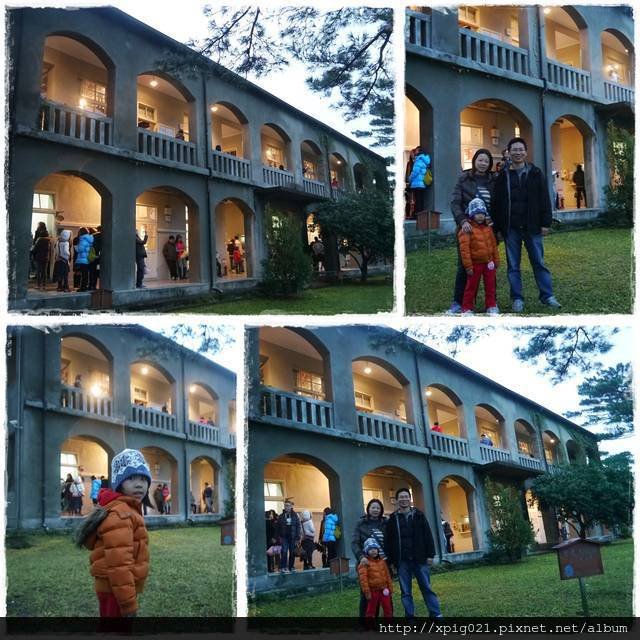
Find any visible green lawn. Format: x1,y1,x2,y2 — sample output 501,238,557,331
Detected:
6,526,234,617
406,228,633,315
252,540,633,617
163,276,393,315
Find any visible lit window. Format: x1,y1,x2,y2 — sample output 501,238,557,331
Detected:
264,480,284,512
294,370,324,400
80,79,107,114
355,390,373,413
60,452,78,480
33,192,55,210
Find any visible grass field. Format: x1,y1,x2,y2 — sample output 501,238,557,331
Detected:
162,276,394,315
6,526,234,617
252,540,633,617
406,228,633,315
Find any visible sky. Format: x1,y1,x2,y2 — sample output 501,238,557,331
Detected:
409,324,634,457
112,0,388,155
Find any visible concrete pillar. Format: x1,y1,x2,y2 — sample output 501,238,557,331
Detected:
463,403,481,460
44,333,63,407
430,8,459,56
111,65,139,153
111,346,132,421
249,127,263,184
103,184,137,291
328,331,358,433
290,137,304,187
246,329,262,419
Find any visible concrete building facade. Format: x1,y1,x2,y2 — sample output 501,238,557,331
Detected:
245,325,601,594
7,7,387,311
6,325,236,529
405,5,634,235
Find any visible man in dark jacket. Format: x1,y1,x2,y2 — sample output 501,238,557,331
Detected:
276,499,302,573
89,225,102,290
385,488,442,618
135,230,148,288
492,137,561,313
162,235,178,280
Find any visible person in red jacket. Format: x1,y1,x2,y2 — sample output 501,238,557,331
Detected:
458,198,500,316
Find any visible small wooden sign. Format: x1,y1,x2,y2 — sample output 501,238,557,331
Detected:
329,557,350,576
218,518,235,546
552,538,603,580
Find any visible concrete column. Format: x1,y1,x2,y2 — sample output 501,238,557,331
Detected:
111,347,132,421
246,329,262,419
44,333,63,407
290,137,304,187
501,412,521,460
430,8,459,56
463,403,481,460
432,103,461,222
249,127,263,184
103,184,136,291
336,460,362,563
328,332,358,433
111,65,139,153
247,437,269,578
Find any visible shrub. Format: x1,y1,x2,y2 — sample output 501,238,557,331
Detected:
603,121,634,228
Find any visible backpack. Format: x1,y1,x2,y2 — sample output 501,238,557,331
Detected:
88,246,97,263
423,167,433,186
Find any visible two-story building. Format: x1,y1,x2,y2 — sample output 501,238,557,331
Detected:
5,325,236,529
405,5,634,235
7,7,388,311
245,325,601,594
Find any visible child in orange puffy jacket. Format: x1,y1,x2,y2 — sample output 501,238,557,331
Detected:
357,537,393,619
458,197,500,316
75,449,151,617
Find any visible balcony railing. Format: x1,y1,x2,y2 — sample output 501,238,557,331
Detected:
546,60,591,96
131,404,178,433
479,443,511,463
406,10,432,49
60,384,112,417
39,100,112,146
331,187,348,200
211,150,252,182
518,454,545,471
260,387,333,429
138,129,197,166
262,166,295,188
459,29,529,76
604,81,635,104
188,420,219,444
227,433,236,447
303,178,327,198
430,431,469,459
357,412,417,446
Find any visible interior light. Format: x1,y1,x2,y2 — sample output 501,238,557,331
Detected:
141,366,149,375
90,384,102,398
543,7,551,15
364,366,372,375
78,98,87,109
189,385,197,393
150,80,158,88
425,390,432,397
336,160,342,165
211,105,218,112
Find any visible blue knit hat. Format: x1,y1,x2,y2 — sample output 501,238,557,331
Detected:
467,197,488,218
363,537,381,554
111,449,152,491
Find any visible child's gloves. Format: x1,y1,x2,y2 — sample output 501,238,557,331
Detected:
382,588,390,597
487,261,495,271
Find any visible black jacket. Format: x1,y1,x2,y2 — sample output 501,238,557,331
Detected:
351,515,388,562
135,234,148,259
276,509,301,542
450,170,495,227
385,508,436,567
492,163,552,236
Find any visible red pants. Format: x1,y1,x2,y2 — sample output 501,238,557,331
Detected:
97,592,123,617
462,263,497,311
366,589,393,619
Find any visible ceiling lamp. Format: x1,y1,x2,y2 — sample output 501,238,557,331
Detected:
141,366,149,375
363,365,372,375
211,105,218,112
189,385,197,393
543,8,551,15
150,79,158,87
425,390,432,397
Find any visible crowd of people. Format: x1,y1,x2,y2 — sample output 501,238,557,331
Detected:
407,137,563,315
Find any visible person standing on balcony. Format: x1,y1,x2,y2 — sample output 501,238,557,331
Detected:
162,235,178,280
431,421,443,433
572,164,587,209
479,432,494,446
175,234,187,280
74,227,94,292
276,499,302,573
407,147,431,214
493,137,561,313
385,488,443,619
135,229,148,289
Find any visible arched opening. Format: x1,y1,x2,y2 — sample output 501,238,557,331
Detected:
228,401,237,445
457,6,527,48
135,186,198,282
137,72,195,141
215,198,254,280
460,99,533,169
329,153,347,192
144,446,179,515
29,172,105,294
60,335,112,416
188,383,218,424
353,164,368,192
351,356,415,432
60,436,109,516
544,7,588,70
305,213,326,273
475,404,507,451
601,30,634,86
405,87,434,217
190,456,219,514
425,384,466,439
525,488,550,545
261,123,291,170
210,101,248,157
41,34,112,116
361,466,425,515
566,439,584,464
550,115,595,209
542,430,562,465
130,361,176,430
301,140,324,183
438,475,478,553
263,453,340,571
515,419,540,459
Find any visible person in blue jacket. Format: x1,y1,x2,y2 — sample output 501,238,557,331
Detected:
90,474,102,506
407,147,431,213
320,507,339,567
74,227,94,292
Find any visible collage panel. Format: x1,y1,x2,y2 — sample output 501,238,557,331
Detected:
5,324,238,619
404,5,633,316
245,323,633,619
6,5,394,316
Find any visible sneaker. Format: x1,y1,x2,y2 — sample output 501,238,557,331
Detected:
542,296,562,309
445,302,462,315
461,310,474,316
290,568,296,573
512,299,525,313
486,306,500,316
